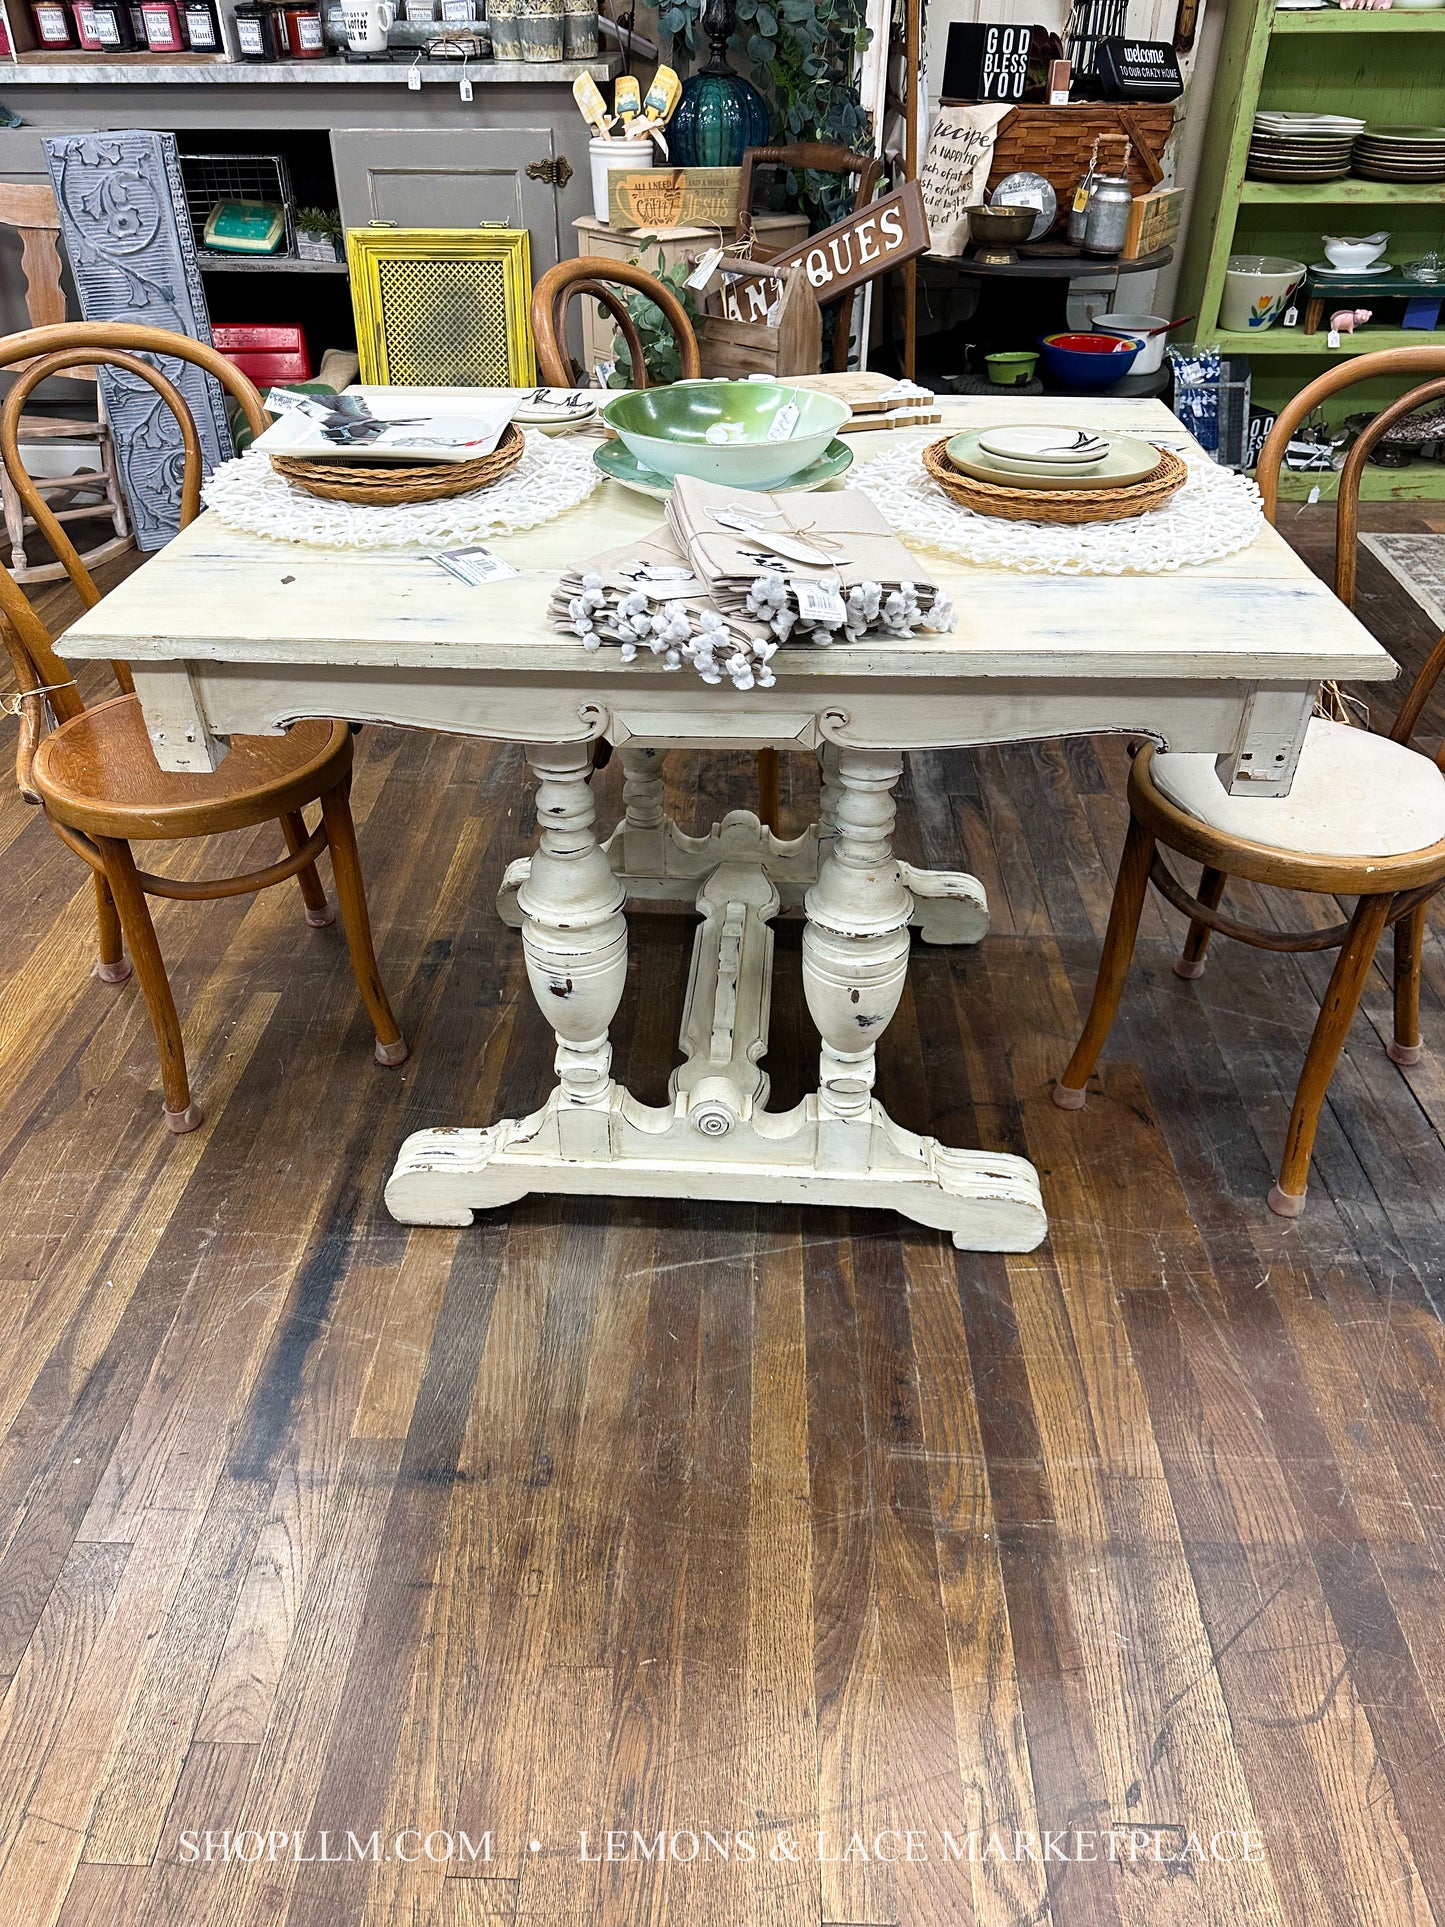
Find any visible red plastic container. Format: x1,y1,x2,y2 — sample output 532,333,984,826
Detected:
211,324,313,388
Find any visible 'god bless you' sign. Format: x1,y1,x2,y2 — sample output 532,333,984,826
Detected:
764,180,930,306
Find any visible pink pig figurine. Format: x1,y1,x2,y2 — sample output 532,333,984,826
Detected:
1329,308,1373,334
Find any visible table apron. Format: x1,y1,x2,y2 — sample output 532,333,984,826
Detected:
128,659,1317,793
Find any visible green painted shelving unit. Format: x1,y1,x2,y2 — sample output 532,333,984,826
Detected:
1175,1,1445,497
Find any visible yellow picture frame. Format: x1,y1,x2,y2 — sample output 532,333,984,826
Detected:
345,225,537,389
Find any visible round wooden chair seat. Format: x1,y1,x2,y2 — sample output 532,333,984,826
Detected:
32,695,354,840
1147,717,1445,860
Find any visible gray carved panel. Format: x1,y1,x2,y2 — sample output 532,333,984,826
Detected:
44,131,233,550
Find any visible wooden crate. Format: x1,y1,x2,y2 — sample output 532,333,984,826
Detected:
571,213,809,375
696,260,822,380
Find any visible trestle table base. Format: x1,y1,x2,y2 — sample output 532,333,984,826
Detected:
385,743,1046,1252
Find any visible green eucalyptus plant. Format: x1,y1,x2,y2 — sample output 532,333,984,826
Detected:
657,0,873,227
608,248,705,387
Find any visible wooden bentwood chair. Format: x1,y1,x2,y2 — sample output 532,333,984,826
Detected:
0,321,407,1133
1053,347,1445,1216
531,255,702,394
0,182,130,583
529,257,785,827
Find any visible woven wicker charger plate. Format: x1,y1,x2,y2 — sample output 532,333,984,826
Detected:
922,437,1187,525
272,419,525,506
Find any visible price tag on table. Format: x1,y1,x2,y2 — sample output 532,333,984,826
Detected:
433,547,520,586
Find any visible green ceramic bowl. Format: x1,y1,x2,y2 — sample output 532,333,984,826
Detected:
601,379,851,488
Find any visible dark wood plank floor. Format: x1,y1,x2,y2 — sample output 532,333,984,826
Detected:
3,505,1445,1927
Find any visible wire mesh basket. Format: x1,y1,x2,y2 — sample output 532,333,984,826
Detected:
178,151,298,259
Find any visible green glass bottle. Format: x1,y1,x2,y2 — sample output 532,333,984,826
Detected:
670,0,771,168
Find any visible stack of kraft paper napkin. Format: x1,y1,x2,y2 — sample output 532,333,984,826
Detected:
549,474,955,690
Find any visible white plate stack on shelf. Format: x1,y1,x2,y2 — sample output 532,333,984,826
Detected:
1247,112,1365,184
1353,124,1445,184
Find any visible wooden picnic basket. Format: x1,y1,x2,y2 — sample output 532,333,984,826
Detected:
985,103,1179,209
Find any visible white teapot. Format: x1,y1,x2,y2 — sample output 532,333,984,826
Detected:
342,0,393,50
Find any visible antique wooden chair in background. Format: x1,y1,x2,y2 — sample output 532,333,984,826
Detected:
1053,346,1445,1216
0,182,130,583
531,255,702,392
0,320,407,1133
529,258,785,826
736,143,884,372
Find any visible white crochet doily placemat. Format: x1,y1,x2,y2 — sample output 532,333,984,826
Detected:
200,429,603,550
853,442,1265,576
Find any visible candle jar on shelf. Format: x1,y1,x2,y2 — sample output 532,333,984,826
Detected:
74,0,138,46
181,0,221,49
278,0,325,51
30,0,76,47
232,0,278,55
139,0,187,48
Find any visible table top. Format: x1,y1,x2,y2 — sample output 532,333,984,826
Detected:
61,391,1396,689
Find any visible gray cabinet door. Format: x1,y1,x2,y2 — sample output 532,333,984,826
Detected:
330,127,562,274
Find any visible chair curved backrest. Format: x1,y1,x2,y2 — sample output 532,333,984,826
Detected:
0,321,268,795
1255,346,1445,766
530,257,702,390
736,142,885,372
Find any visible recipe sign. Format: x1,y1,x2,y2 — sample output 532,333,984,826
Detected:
765,180,930,306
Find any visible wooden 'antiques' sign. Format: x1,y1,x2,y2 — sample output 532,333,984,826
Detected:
940,22,1032,104
764,180,930,307
608,167,742,232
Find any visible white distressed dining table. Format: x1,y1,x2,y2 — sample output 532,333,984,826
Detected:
59,390,1396,1252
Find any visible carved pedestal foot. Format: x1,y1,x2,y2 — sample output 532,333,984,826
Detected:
385,1093,1046,1250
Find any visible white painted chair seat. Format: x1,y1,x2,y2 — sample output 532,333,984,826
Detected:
1150,717,1445,859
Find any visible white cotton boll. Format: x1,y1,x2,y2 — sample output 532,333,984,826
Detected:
581,633,602,652
756,639,777,662
757,667,776,688
699,665,723,684
582,573,604,592
810,627,835,647
664,649,682,669
619,641,638,663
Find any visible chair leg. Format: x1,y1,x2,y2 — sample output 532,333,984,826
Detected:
757,747,780,833
318,780,408,1067
1388,902,1426,1068
2,468,28,578
1269,892,1392,1217
98,422,130,542
92,869,132,984
1174,864,1228,980
94,834,202,1133
281,810,334,926
1054,814,1157,1109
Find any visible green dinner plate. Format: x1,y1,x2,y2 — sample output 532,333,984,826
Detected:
944,429,1165,492
594,436,854,499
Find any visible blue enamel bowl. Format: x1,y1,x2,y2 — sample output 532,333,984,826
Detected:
1039,331,1145,390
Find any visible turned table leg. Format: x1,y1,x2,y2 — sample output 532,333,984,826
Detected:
515,742,628,1156
803,749,914,1163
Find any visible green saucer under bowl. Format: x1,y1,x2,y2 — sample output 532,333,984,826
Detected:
594,437,854,499
944,429,1164,492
